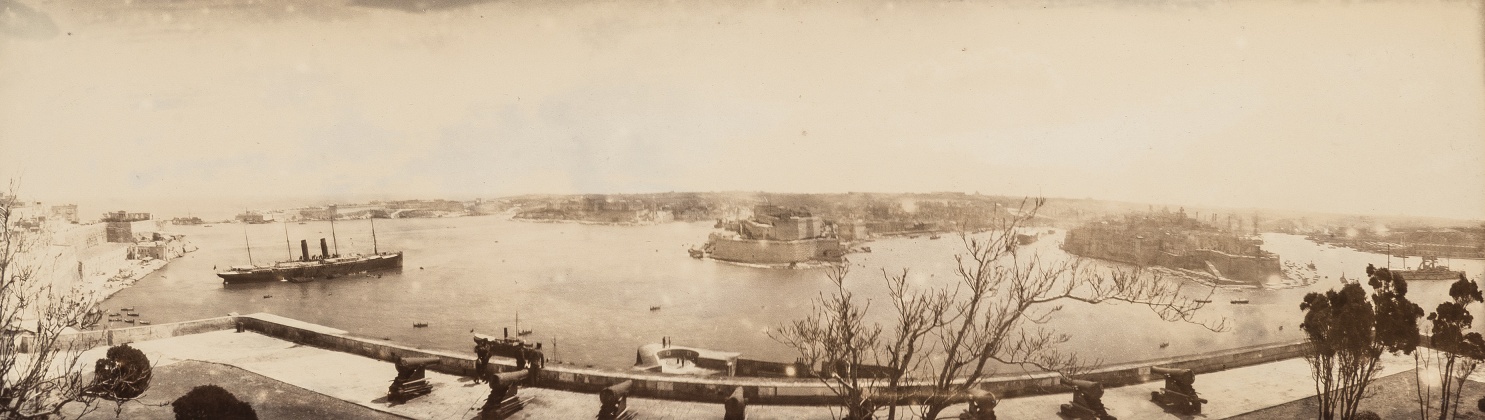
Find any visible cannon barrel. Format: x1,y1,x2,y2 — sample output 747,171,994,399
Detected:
397,356,440,368
1151,366,1191,376
966,388,997,405
1061,377,1103,398
1152,366,1196,385
1061,377,1099,389
491,370,530,386
600,380,633,405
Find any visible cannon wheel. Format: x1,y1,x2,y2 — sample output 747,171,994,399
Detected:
1150,391,1161,402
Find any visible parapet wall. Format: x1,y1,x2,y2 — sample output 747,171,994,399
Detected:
25,314,1312,406
232,313,1310,405
20,316,237,353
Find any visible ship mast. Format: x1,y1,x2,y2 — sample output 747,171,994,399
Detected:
329,206,340,257
242,223,254,266
283,220,293,261
370,216,379,254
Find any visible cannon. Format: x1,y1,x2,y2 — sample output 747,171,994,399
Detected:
388,356,439,403
957,388,998,420
724,386,746,420
1058,377,1116,420
1149,366,1205,414
479,369,536,419
597,380,636,420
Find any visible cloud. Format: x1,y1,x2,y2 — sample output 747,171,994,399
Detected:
0,0,1480,219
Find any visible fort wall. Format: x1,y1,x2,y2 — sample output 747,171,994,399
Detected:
708,238,843,265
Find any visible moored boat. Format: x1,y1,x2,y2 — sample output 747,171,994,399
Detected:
1396,257,1466,281
217,251,403,284
217,217,402,284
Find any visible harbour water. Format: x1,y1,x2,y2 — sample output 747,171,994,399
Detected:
101,215,1485,370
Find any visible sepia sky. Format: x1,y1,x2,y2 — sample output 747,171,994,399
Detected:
1,0,1482,219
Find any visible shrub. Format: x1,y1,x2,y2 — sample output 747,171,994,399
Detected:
90,344,152,400
171,385,258,420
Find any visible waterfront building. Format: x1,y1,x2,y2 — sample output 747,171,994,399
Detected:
102,210,159,243
235,211,269,224
102,211,151,223
49,204,78,224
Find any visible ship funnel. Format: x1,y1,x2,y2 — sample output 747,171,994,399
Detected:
300,240,310,262
320,238,330,259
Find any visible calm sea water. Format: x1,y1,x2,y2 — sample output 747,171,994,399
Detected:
100,216,1485,370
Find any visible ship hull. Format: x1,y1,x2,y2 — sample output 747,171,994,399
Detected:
217,252,403,284
1395,270,1466,281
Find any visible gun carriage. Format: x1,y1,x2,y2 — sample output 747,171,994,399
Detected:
1058,377,1116,420
954,388,998,420
597,380,637,420
388,356,438,403
1149,366,1206,414
479,369,537,419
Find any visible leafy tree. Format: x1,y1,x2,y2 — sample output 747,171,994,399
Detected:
170,385,257,420
1416,274,1485,420
1301,265,1423,420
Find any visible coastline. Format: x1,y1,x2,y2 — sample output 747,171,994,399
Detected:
85,244,196,303
509,216,671,227
705,258,843,270
86,259,167,302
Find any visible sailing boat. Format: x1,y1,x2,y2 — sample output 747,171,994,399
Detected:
216,210,403,284
515,312,533,336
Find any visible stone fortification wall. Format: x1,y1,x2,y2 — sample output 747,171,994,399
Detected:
53,223,107,249
1063,228,1280,284
1156,249,1282,283
232,313,1308,405
708,238,843,264
20,316,238,353
18,314,1312,406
